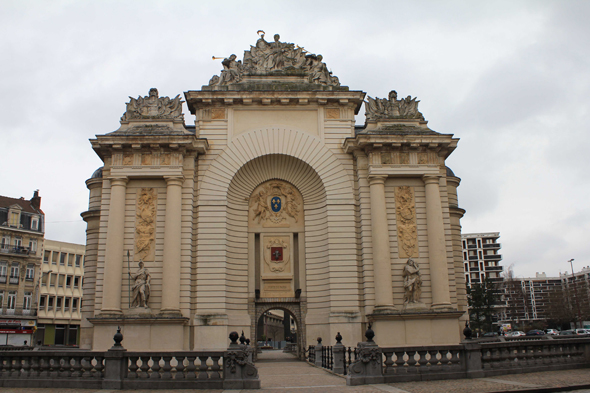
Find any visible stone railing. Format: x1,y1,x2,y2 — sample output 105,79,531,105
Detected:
0,329,260,390
307,327,590,386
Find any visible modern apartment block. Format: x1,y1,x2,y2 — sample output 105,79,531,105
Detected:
461,232,503,285
36,240,84,346
0,191,44,345
500,272,562,325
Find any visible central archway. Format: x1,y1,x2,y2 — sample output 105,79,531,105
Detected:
226,153,328,359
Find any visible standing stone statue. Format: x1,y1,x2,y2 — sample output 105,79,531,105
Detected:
130,260,151,308
402,258,422,304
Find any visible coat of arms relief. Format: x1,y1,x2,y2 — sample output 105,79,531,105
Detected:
248,181,302,227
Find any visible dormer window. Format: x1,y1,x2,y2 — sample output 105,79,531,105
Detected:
31,216,39,230
9,211,19,227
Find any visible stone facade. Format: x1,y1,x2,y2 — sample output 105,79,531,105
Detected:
82,33,467,351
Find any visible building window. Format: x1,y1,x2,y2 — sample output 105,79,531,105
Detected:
48,296,54,310
25,265,34,280
64,297,70,311
0,262,7,278
0,291,4,308
44,250,50,263
55,325,66,345
7,292,16,310
9,212,19,227
29,239,37,253
31,217,39,230
14,237,22,247
50,274,56,287
56,297,63,310
52,252,58,264
68,254,74,266
23,292,32,310
1,236,9,249
75,255,81,267
58,275,64,288
72,298,79,311
66,276,72,287
60,253,66,265
39,295,46,308
10,263,19,278
74,277,80,289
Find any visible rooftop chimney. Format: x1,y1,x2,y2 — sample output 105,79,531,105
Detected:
30,190,41,211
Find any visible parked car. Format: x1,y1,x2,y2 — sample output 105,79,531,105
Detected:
544,329,559,335
560,330,576,336
507,331,526,337
482,332,499,337
575,329,590,335
525,329,545,336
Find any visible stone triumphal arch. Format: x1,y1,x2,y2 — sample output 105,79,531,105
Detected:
81,32,467,352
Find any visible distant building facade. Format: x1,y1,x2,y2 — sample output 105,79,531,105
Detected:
35,240,84,346
461,232,503,285
0,191,44,345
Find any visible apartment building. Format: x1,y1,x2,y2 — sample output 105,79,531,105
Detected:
0,191,44,345
36,240,84,346
461,232,504,285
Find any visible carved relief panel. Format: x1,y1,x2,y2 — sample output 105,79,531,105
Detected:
395,186,418,258
248,180,304,232
135,188,156,261
260,234,294,298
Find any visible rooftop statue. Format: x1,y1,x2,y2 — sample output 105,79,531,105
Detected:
365,90,425,121
121,88,184,121
208,32,340,87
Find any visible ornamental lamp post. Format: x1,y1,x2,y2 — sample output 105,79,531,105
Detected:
567,259,583,329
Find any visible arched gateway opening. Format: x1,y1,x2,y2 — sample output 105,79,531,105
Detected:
255,307,299,354
226,153,328,360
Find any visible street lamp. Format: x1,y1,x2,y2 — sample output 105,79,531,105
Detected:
567,259,583,329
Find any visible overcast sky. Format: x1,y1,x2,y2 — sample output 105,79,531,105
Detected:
1,1,588,279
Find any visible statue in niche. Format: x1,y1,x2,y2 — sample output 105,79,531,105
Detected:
402,258,422,304
130,260,151,308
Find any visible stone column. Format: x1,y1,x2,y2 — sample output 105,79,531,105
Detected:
101,177,128,315
423,175,452,310
160,176,184,316
368,176,396,312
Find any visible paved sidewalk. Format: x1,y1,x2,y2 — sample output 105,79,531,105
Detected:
0,350,588,392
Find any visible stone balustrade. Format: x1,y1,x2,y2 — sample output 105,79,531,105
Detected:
0,331,260,390
308,332,590,386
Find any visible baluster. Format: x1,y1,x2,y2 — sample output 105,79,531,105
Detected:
150,356,161,379
394,351,406,373
197,356,209,380
39,355,50,378
139,356,150,379
449,349,461,370
94,356,105,379
417,350,428,372
80,356,91,378
481,349,491,370
185,356,196,379
406,350,418,373
210,356,221,380
30,355,39,378
21,356,31,378
62,356,73,378
174,356,185,380
8,355,18,378
127,356,139,379
71,356,82,378
382,349,394,374
161,356,172,379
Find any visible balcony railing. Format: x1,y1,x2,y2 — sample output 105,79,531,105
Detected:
484,254,502,261
9,276,19,284
0,276,5,284
0,308,36,317
0,246,32,256
483,243,501,249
